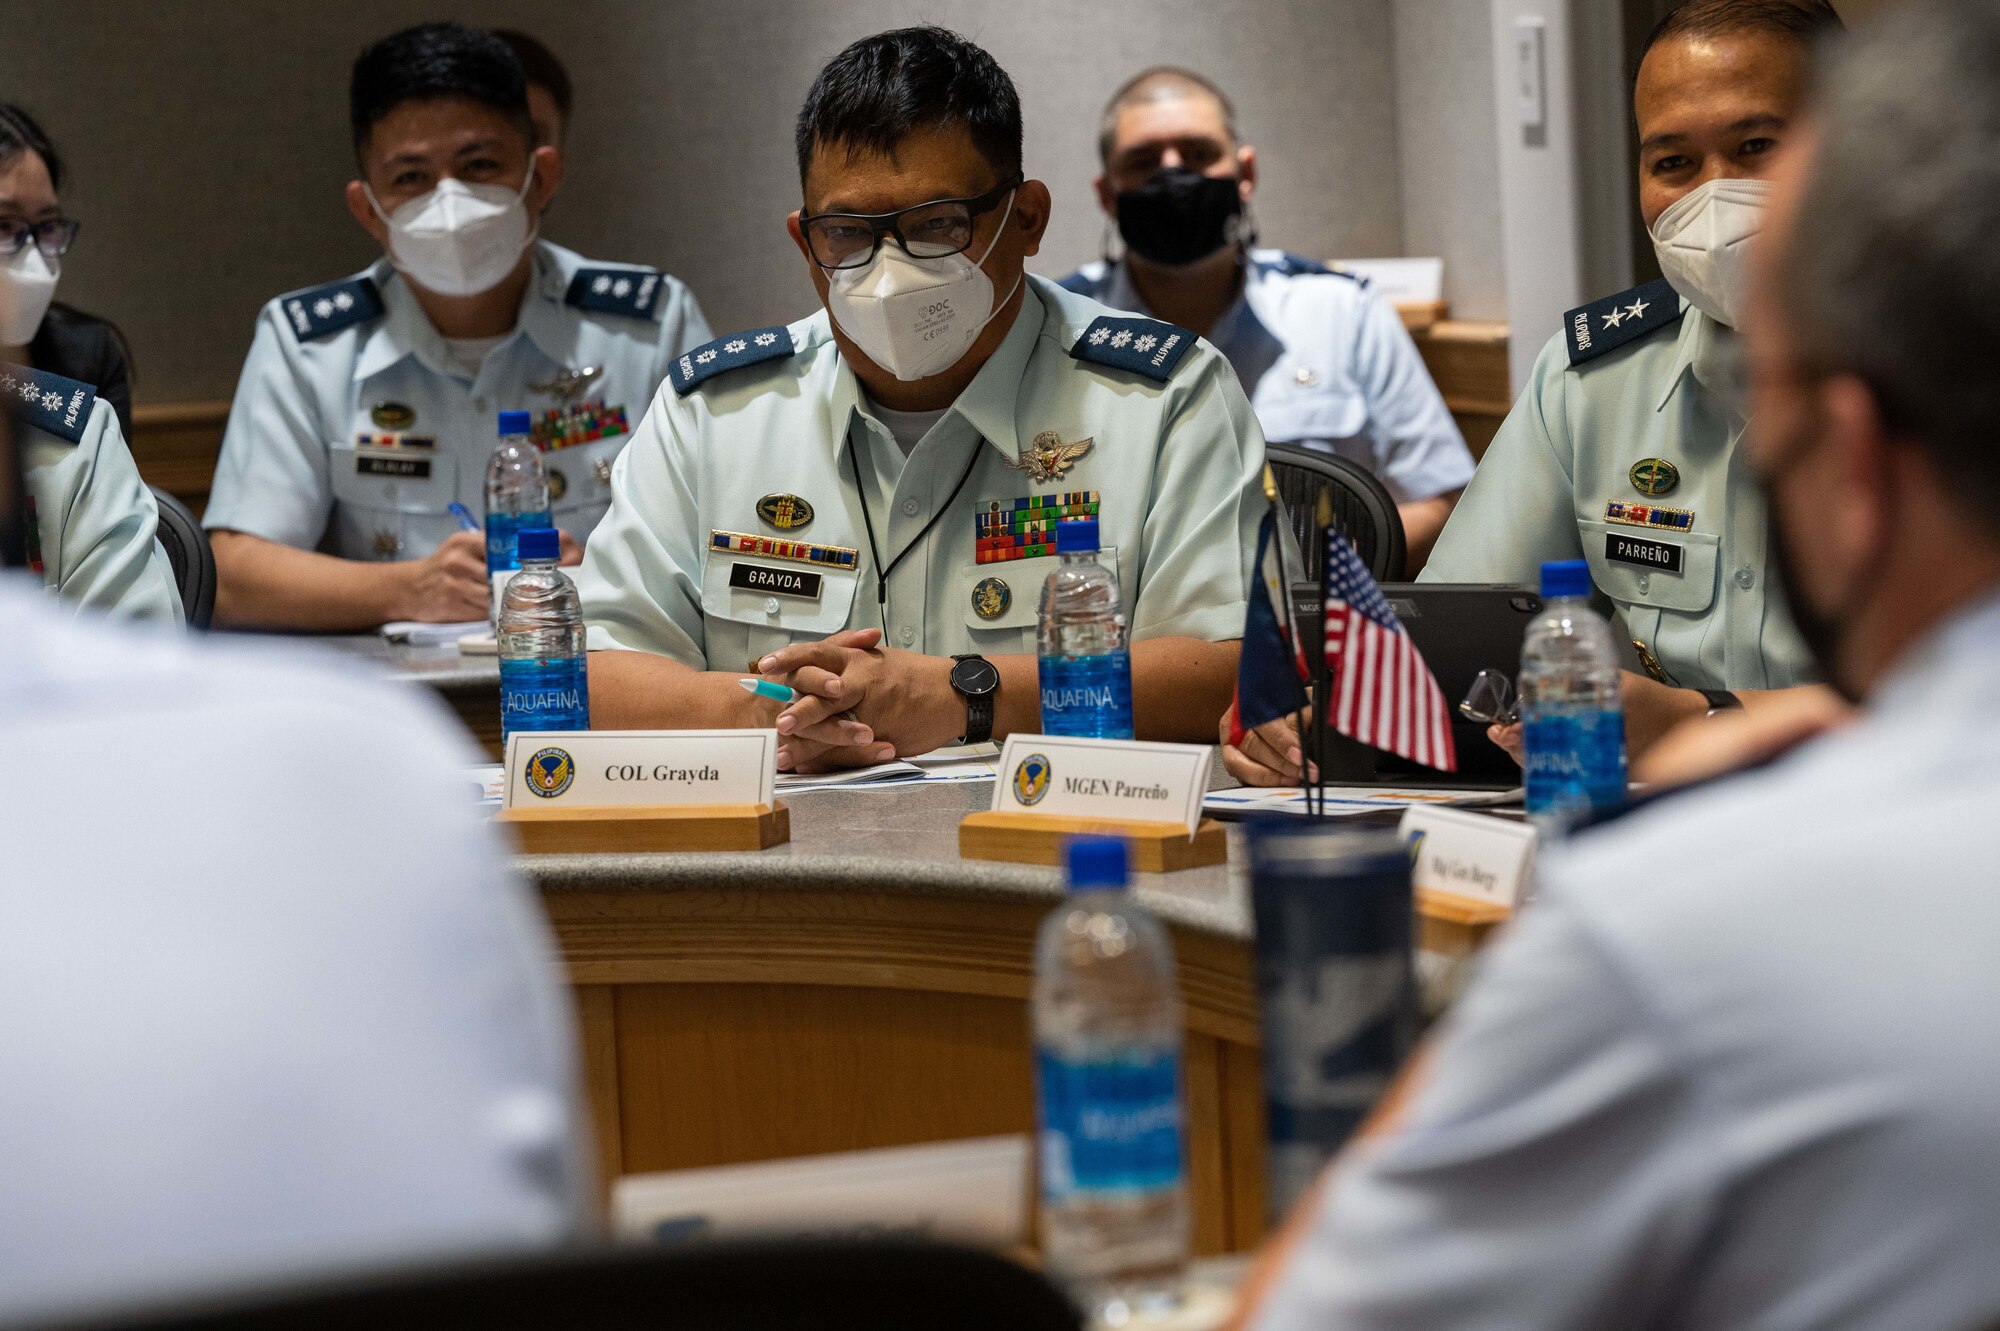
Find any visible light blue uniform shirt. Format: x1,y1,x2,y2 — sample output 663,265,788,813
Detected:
1060,249,1474,504
204,241,710,562
1254,589,2000,1331
576,276,1265,670
9,363,182,623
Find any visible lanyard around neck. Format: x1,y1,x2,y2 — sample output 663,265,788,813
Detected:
849,424,984,611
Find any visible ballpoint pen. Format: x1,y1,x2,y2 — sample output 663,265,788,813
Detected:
738,677,798,704
447,501,481,533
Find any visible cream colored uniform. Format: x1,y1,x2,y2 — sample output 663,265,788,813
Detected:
575,276,1266,671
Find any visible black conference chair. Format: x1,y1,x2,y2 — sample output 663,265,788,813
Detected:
36,1237,1084,1331
147,485,215,629
1266,442,1407,584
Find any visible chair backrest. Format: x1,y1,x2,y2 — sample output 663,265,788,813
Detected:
1266,442,1407,584
39,1237,1083,1331
147,485,214,629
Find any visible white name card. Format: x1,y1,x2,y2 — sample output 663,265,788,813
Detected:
1398,804,1537,907
613,1135,1029,1247
502,729,776,809
991,734,1211,833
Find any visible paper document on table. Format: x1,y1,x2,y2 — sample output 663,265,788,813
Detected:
381,619,486,646
1204,785,1522,816
775,760,925,790
774,743,1001,793
469,764,506,808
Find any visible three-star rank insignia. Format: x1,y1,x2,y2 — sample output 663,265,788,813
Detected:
1005,432,1094,484
972,576,1012,620
1069,314,1197,382
670,327,796,396
1629,458,1681,498
757,494,814,530
1563,277,1683,367
0,364,96,444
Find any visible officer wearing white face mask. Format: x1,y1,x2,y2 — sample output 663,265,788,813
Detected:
575,26,1265,772
204,23,710,632
1409,0,1843,763
0,103,180,623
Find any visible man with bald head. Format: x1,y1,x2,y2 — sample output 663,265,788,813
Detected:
1062,68,1472,567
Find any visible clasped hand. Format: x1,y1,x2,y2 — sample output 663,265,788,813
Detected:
753,629,960,772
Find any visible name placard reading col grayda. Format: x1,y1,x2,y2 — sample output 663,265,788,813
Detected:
991,734,1212,833
503,730,777,809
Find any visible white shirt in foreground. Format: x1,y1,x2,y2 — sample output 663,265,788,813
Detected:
0,581,590,1322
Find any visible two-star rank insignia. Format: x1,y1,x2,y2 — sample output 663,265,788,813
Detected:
0,365,96,443
1563,278,1683,367
671,328,796,396
1069,315,1196,382
281,276,383,343
565,267,667,320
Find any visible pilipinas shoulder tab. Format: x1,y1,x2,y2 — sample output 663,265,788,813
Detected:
669,327,796,396
1565,277,1682,367
1069,314,1196,383
566,265,668,320
280,276,383,343
1255,250,1343,280
0,364,95,443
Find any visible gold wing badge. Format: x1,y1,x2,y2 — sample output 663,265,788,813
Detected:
1005,431,1095,484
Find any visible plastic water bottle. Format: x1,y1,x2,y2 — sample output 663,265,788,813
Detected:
484,409,551,575
498,527,589,744
1519,559,1627,832
1038,519,1134,739
1033,837,1189,1321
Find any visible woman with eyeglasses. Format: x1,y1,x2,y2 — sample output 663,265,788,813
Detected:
0,103,181,621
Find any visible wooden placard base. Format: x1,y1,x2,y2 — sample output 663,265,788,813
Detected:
497,802,790,854
959,810,1228,873
1415,886,1512,957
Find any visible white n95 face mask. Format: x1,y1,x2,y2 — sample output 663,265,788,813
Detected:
0,245,58,346
826,191,1022,382
1650,176,1772,329
367,171,536,298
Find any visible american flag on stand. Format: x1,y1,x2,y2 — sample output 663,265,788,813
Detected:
1323,530,1457,772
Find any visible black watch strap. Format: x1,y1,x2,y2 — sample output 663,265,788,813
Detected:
1699,688,1743,713
950,654,996,745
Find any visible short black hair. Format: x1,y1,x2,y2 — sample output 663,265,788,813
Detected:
0,103,61,193
349,22,533,155
1097,67,1239,166
794,26,1022,189
493,28,573,127
1640,0,1845,69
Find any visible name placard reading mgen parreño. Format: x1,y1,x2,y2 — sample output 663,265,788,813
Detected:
990,734,1212,833
502,730,777,809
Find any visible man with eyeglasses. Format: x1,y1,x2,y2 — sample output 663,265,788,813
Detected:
1062,68,1473,569
0,102,181,622
203,23,709,631
574,25,1265,770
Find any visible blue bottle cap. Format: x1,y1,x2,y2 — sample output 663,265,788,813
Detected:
1065,836,1128,891
497,409,532,437
1055,517,1101,554
1540,559,1592,599
517,527,561,562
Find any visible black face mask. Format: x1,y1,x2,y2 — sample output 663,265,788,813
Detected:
1114,167,1245,267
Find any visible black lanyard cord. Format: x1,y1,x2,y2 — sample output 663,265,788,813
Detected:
851,431,985,610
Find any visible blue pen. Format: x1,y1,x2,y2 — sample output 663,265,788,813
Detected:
738,677,798,704
447,501,481,533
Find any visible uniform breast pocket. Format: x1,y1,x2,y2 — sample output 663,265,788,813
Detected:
957,549,1120,654
1256,384,1369,446
699,548,861,672
328,440,459,516
1578,520,1720,614
544,433,631,542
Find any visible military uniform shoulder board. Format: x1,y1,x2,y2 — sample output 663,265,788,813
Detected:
1069,315,1197,383
1565,277,1684,367
567,266,668,320
669,327,796,396
0,364,96,444
280,276,383,343
1260,251,1338,279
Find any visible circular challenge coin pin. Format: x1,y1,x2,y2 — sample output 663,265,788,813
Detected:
1629,457,1681,497
971,576,1012,621
370,401,416,430
548,469,568,502
757,493,814,531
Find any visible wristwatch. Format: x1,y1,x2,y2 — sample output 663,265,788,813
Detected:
1699,688,1743,717
949,653,1000,744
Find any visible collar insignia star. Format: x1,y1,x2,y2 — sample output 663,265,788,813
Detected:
1006,431,1095,483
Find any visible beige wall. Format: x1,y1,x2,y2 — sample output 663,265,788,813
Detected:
4,0,1423,404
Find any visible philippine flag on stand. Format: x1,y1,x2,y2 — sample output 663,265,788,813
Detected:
1229,509,1311,746
1323,530,1457,772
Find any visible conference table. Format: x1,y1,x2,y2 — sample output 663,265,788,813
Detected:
315,633,1507,1257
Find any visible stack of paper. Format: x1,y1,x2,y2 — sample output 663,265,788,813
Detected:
380,619,487,647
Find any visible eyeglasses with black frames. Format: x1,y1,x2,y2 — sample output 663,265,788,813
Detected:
800,176,1022,271
0,218,80,260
